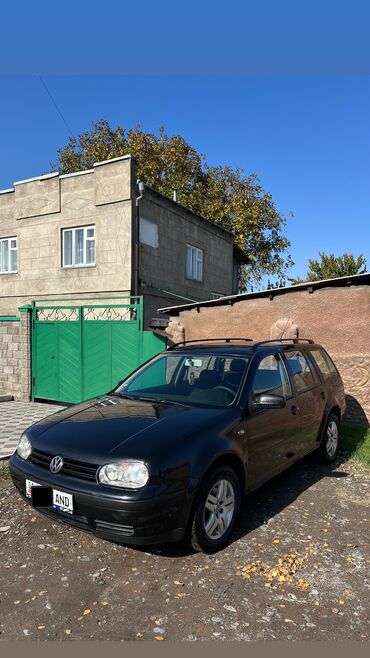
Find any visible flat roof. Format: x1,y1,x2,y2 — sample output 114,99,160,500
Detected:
158,271,370,315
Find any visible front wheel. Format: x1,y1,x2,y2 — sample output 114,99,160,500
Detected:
318,413,340,463
189,466,241,553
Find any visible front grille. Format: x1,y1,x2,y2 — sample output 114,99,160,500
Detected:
94,519,134,536
29,448,98,481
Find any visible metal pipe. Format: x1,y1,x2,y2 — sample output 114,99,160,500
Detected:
134,180,145,297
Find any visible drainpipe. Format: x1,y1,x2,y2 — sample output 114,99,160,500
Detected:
134,180,145,298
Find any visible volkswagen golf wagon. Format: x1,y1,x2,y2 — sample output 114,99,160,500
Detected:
10,337,345,553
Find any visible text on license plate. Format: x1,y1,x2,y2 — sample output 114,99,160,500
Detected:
52,489,73,514
26,479,41,497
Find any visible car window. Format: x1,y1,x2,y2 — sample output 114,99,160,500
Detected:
252,354,291,400
115,352,250,408
284,350,316,393
309,349,331,377
310,348,338,377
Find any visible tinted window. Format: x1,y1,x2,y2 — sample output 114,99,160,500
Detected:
285,350,316,392
310,349,332,377
252,354,291,399
115,352,249,408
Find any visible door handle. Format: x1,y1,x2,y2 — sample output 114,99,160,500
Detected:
291,404,299,415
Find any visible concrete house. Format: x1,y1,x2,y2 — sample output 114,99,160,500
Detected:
0,155,245,327
0,156,246,404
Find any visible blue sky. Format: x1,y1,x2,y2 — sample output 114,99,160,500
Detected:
0,1,369,283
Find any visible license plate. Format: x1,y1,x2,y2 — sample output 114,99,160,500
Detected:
52,489,73,514
26,479,41,498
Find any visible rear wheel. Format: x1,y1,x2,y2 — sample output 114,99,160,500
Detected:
190,465,241,553
318,413,340,463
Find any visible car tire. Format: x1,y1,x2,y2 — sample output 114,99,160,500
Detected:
318,413,340,463
189,465,241,554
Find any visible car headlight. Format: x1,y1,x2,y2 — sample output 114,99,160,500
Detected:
16,434,32,460
98,461,149,489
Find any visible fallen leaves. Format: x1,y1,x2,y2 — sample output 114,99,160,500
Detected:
240,547,313,589
83,609,91,616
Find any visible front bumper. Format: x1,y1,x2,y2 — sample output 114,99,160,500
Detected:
9,453,197,545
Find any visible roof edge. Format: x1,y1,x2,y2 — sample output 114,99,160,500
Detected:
158,271,370,315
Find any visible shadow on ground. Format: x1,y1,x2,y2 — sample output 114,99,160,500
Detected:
132,451,351,558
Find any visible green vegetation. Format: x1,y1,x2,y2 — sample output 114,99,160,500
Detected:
289,252,367,285
341,426,370,468
0,461,9,478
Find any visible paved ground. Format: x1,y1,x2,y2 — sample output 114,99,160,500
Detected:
0,455,369,641
0,402,65,459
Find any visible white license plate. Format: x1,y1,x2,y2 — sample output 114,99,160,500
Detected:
52,489,73,514
26,479,41,498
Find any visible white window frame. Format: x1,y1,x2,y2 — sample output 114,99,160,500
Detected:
62,225,96,268
186,244,203,282
0,236,18,274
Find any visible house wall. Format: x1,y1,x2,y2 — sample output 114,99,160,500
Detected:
0,157,134,315
139,191,235,327
174,284,370,425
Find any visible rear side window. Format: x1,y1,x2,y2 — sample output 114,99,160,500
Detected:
284,350,317,393
252,354,291,400
310,349,338,377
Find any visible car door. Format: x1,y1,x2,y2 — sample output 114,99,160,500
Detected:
283,349,326,455
243,351,301,490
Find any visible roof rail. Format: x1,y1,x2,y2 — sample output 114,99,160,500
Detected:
168,338,254,350
252,338,314,347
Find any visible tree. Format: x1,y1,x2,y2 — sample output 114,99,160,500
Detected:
51,119,293,291
289,252,367,285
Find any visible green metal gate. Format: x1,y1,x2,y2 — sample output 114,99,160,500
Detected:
31,297,166,404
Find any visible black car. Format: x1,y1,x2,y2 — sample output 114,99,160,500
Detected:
10,338,346,553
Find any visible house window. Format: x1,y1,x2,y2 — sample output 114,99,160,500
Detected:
62,226,95,268
186,244,203,282
140,217,159,248
0,237,17,274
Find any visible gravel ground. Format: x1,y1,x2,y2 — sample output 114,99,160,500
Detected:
0,455,369,641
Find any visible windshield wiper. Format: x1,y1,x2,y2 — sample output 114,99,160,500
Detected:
111,393,135,400
133,395,188,406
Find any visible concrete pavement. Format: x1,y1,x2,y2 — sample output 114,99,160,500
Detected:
0,401,65,459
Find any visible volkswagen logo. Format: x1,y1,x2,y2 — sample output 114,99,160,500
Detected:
50,455,64,474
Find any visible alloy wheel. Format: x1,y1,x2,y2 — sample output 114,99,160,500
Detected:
203,478,235,540
326,420,339,457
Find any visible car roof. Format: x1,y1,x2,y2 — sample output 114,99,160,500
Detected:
168,338,321,356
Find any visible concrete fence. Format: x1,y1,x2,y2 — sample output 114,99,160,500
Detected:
0,308,31,401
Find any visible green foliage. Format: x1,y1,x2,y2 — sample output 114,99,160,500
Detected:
0,461,9,478
267,277,287,290
341,426,370,468
52,119,293,291
289,252,367,285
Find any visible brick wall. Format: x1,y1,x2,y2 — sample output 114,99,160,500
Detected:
0,319,21,398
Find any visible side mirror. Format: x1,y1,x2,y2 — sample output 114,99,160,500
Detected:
251,394,286,410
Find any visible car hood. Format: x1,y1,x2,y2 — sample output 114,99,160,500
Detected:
27,395,233,464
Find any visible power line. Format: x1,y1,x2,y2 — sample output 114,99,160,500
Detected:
38,76,74,138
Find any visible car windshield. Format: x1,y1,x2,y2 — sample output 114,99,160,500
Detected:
114,352,250,408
